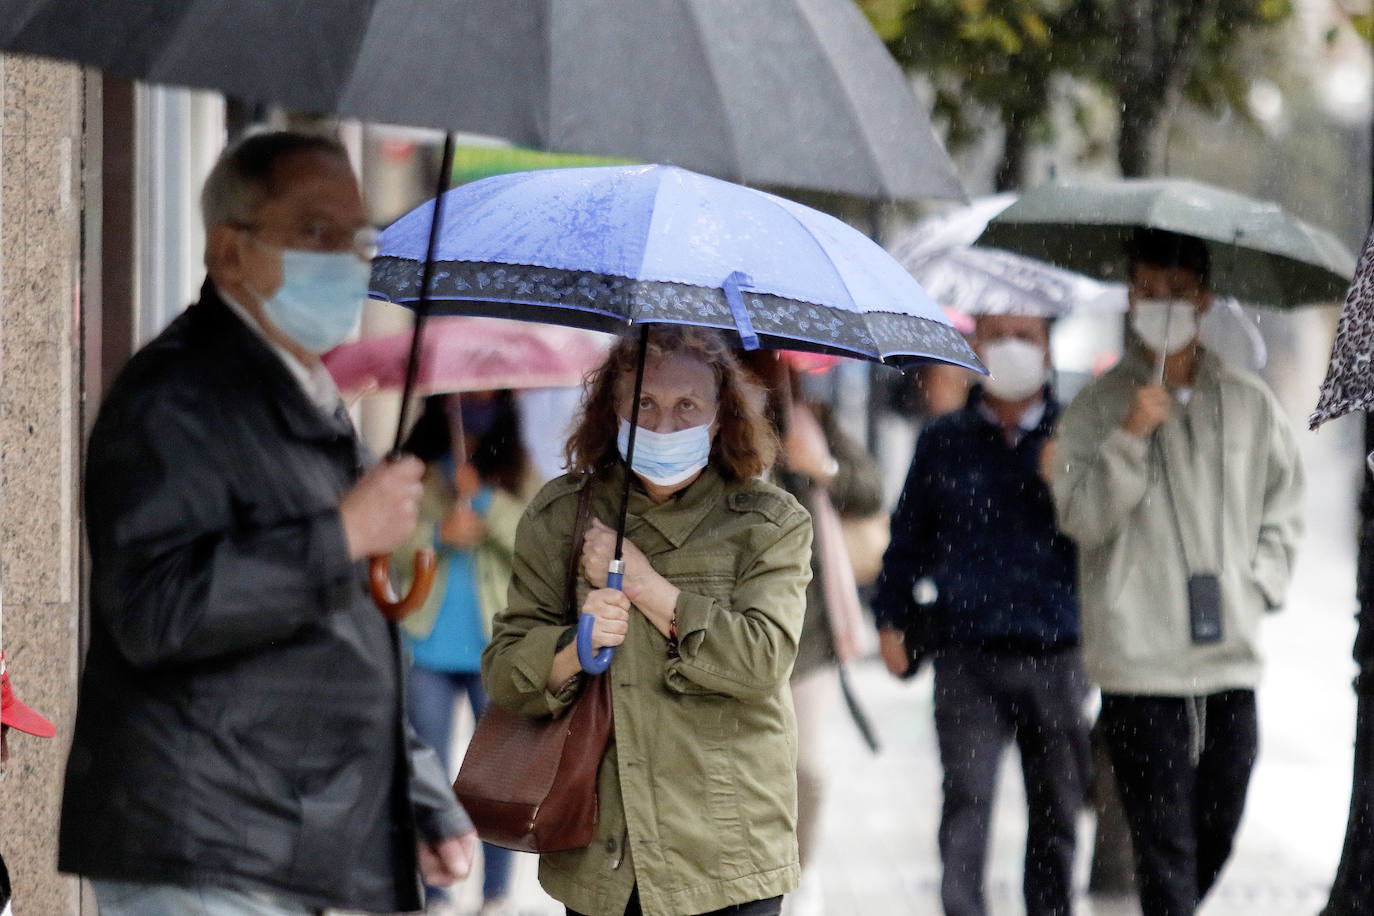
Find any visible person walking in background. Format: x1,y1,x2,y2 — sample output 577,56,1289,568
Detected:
2,652,57,916
398,390,537,915
1051,229,1304,916
749,352,884,916
58,130,475,915
483,327,812,916
873,313,1088,916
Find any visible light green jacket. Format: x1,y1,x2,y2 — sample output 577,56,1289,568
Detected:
482,466,812,916
399,465,532,641
1052,348,1303,695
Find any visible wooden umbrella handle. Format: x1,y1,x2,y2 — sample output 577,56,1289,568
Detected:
369,549,438,621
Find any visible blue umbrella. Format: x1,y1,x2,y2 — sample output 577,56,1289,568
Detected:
370,164,982,671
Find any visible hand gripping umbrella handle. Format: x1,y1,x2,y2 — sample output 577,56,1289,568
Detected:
369,549,438,622
577,558,623,673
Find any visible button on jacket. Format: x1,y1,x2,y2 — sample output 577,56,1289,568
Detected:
59,282,468,913
483,467,812,916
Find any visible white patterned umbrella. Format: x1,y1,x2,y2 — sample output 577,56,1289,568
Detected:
891,194,1121,318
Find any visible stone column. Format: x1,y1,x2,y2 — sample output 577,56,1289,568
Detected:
0,53,88,915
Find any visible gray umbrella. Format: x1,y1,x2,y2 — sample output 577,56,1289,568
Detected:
0,0,964,202
975,178,1355,308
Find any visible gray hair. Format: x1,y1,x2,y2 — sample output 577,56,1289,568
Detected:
200,130,349,232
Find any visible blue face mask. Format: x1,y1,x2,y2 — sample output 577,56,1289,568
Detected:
617,417,714,487
250,248,371,354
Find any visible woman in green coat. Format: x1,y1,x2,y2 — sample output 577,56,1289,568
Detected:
482,327,813,916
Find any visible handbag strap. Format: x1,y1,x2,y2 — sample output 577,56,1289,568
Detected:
564,477,596,620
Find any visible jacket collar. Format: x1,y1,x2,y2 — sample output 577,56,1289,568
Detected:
602,462,725,550
192,280,355,444
964,384,1060,439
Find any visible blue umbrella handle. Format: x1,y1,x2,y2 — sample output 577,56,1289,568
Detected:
577,559,623,673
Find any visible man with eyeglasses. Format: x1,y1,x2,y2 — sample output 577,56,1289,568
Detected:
58,131,477,916
1050,228,1304,916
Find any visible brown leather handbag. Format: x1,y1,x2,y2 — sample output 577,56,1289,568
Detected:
453,482,613,853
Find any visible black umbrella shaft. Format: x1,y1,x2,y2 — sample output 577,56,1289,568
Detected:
392,131,458,455
615,324,651,560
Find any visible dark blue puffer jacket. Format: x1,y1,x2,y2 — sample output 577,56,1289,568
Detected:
872,387,1079,652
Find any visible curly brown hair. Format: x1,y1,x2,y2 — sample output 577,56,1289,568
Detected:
564,326,777,482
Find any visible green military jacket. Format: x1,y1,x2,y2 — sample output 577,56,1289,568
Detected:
482,465,813,916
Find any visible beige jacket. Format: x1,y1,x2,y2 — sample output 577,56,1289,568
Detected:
1052,349,1303,695
482,466,812,916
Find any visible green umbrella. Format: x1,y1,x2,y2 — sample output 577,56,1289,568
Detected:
974,177,1355,308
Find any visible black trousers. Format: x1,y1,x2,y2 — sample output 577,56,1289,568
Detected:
1098,690,1259,916
567,889,783,916
933,647,1091,916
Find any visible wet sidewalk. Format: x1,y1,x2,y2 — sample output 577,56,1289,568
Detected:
447,503,1358,915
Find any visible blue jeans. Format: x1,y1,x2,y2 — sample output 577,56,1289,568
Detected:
91,880,320,915
407,665,515,902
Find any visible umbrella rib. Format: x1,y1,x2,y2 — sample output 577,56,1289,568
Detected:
790,0,889,195
762,195,863,314
681,0,745,179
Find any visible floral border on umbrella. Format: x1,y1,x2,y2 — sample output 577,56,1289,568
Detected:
370,258,978,369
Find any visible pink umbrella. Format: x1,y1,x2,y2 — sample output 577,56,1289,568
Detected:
325,316,612,395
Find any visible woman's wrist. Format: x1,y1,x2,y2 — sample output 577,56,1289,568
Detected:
630,576,680,637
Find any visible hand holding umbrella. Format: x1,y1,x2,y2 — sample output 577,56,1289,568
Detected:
436,423,486,548
579,520,668,670
343,455,435,617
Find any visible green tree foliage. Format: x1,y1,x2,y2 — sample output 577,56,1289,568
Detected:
863,0,1293,187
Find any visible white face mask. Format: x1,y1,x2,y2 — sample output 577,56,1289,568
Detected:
978,337,1047,401
1132,298,1199,356
617,417,714,487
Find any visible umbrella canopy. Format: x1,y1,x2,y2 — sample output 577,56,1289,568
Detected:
370,164,982,371
324,316,611,395
1,0,964,202
891,194,1122,318
1311,226,1374,428
368,162,981,672
975,178,1355,308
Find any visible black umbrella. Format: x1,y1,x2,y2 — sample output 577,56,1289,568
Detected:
1,0,965,202
3,0,968,618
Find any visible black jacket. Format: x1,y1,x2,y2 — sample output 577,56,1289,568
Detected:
872,387,1079,653
59,283,467,912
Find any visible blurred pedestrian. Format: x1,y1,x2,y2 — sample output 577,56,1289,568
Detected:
749,353,884,916
398,390,536,915
873,313,1088,916
58,130,476,915
483,326,812,916
1051,228,1304,916
2,652,57,916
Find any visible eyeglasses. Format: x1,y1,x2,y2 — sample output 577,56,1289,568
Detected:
234,220,379,260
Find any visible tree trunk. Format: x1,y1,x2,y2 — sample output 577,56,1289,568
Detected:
1117,100,1160,178
1322,412,1374,915
1115,0,1220,177
995,112,1031,192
